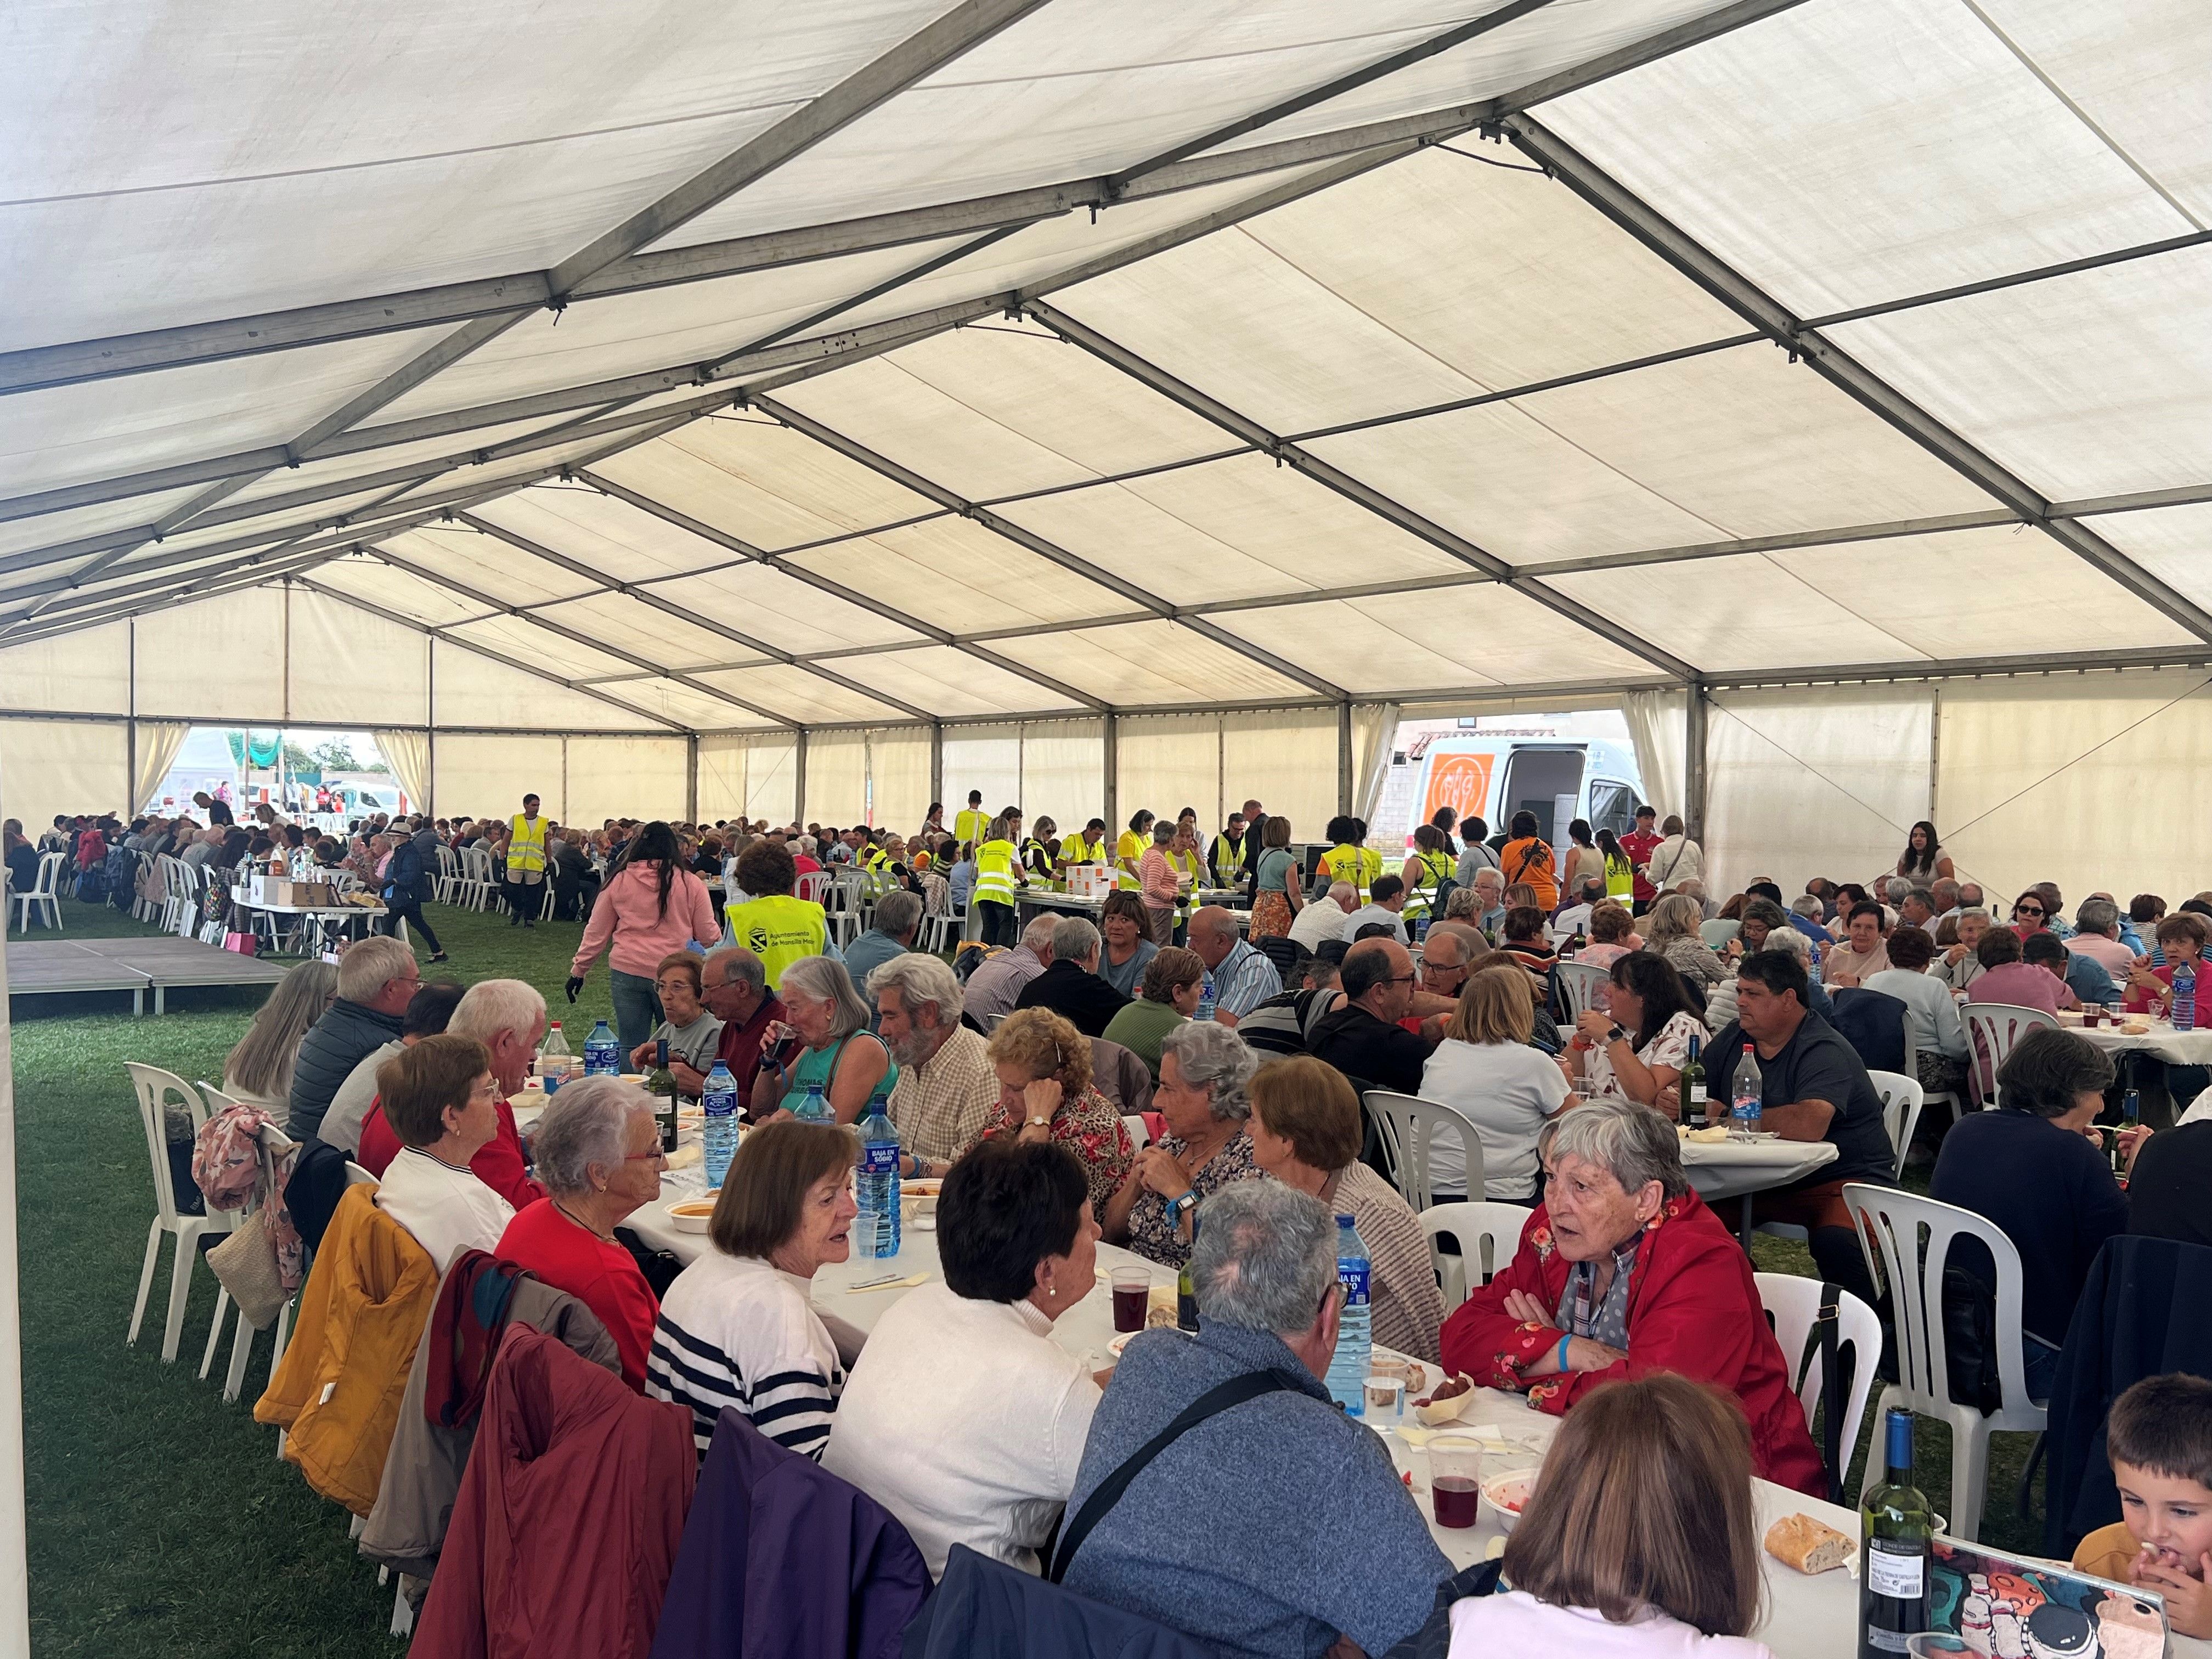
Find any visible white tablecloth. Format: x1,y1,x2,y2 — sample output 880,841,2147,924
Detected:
1679,1137,1838,1203
2072,1017,2212,1066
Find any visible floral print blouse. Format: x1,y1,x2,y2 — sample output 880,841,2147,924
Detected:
1122,1127,1260,1270
982,1083,1135,1217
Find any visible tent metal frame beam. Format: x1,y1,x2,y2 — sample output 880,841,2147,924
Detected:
451,511,940,725
105,0,1048,585
0,0,1787,400
747,394,1350,701
1501,114,2212,648
1023,300,1699,682
566,469,1108,716
365,545,803,731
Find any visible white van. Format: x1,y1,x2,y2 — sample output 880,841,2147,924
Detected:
1374,735,1646,853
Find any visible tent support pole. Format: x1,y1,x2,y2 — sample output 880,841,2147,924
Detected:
1338,704,1353,817
795,732,810,828
930,724,944,819
1685,682,1709,844
687,735,699,824
1102,714,1119,851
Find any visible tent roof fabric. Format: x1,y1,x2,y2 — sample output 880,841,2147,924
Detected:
5,0,2211,732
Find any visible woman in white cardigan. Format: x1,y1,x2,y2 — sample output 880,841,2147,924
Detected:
647,1120,864,1461
1642,814,1705,895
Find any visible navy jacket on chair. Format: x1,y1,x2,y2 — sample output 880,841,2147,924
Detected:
2045,1233,2212,1557
651,1407,930,1659
901,1545,1221,1659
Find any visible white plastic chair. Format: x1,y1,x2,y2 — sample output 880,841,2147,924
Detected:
461,846,498,912
1866,1069,1926,1181
1755,1272,1883,1491
1418,1201,1531,1313
1361,1090,1487,1214
822,875,864,947
1842,1183,2046,1541
1961,1002,2057,1107
920,891,969,955
131,852,159,922
1554,961,1609,1023
1121,1114,1150,1152
12,850,64,932
432,844,461,906
125,1065,236,1363
794,870,831,905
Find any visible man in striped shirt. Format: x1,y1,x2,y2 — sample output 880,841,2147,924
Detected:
1188,907,1282,1026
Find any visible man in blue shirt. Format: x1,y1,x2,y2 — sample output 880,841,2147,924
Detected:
1060,1183,1448,1658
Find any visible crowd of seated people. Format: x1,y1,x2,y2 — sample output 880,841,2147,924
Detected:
106,781,2212,1655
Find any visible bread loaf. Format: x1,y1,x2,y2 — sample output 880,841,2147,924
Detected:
1763,1513,1855,1575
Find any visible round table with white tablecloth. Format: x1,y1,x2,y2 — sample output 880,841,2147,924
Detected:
1679,1135,1838,1248
2069,1014,2212,1066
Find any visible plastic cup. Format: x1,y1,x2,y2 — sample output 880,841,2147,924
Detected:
1905,1636,1972,1658
1429,1435,1483,1529
1110,1266,1150,1333
1363,1374,1405,1423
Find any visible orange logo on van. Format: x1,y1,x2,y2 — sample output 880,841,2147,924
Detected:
1425,754,1494,825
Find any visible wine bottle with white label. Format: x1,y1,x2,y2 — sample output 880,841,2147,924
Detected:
1860,1407,1933,1657
1680,1035,1707,1130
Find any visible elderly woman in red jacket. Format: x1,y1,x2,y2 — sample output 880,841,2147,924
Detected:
1439,1099,1825,1496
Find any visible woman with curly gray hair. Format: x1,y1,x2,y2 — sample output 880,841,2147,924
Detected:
494,1074,665,1390
1104,1019,1261,1268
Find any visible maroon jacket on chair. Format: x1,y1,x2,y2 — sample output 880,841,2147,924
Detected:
415,1325,696,1658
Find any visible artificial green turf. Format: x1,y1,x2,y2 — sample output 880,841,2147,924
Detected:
4,897,2043,1654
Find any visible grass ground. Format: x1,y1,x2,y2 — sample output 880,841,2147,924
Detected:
4,897,2044,1654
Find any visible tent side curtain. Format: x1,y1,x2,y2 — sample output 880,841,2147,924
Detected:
566,738,689,827
1223,710,1336,843
698,735,797,827
867,731,932,835
1700,686,1934,902
1018,720,1104,840
0,720,129,842
129,723,190,816
1622,689,1689,831
802,733,869,827
1116,715,1221,834
435,733,567,823
1934,672,2212,911
375,730,432,817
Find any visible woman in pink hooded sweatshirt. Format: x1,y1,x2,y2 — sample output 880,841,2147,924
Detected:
569,821,721,1053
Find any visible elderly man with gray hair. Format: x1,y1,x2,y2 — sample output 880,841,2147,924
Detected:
843,887,923,1005
964,912,1057,1028
1440,1099,1826,1494
1013,915,1131,1038
1059,1182,1449,1656
288,933,420,1141
871,953,998,1172
494,1075,665,1390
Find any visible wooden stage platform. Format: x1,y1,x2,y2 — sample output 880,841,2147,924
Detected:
3,936,292,1015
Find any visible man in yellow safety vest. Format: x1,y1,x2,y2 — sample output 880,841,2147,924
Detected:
952,790,989,850
504,792,548,928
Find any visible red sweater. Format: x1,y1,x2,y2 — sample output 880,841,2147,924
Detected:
1439,1188,1825,1496
496,1199,658,1392
356,1097,545,1212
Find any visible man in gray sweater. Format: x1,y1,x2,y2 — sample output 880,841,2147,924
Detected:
1059,1182,1449,1658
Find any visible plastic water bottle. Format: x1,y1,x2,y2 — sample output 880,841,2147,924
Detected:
1327,1214,1373,1416
854,1092,901,1259
792,1081,833,1124
1731,1043,1763,1140
583,1020,619,1077
1195,972,1217,1023
1805,946,1823,987
2174,963,2196,1032
702,1062,738,1189
538,1021,571,1073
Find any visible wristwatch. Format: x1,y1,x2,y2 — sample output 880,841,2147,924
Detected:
1025,1115,1053,1129
1167,1191,1199,1224
1606,1024,1628,1045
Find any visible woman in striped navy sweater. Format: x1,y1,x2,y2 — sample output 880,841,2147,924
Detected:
646,1121,865,1461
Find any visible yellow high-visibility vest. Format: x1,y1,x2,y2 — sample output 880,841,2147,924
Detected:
953,808,989,847
1168,848,1204,921
1060,833,1104,866
1115,830,1146,890
721,893,827,991
975,838,1020,906
506,814,548,876
1401,849,1455,920
1210,834,1243,887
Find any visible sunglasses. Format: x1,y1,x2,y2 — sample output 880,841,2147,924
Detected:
2016,905,2044,917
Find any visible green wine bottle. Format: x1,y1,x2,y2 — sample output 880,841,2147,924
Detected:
1860,1407,1933,1658
645,1037,680,1153
1680,1035,1707,1130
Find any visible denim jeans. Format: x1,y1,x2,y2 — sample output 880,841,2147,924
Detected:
610,969,663,1056
2024,1334,2061,1406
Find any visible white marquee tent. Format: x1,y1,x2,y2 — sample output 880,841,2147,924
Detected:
5,0,2212,910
